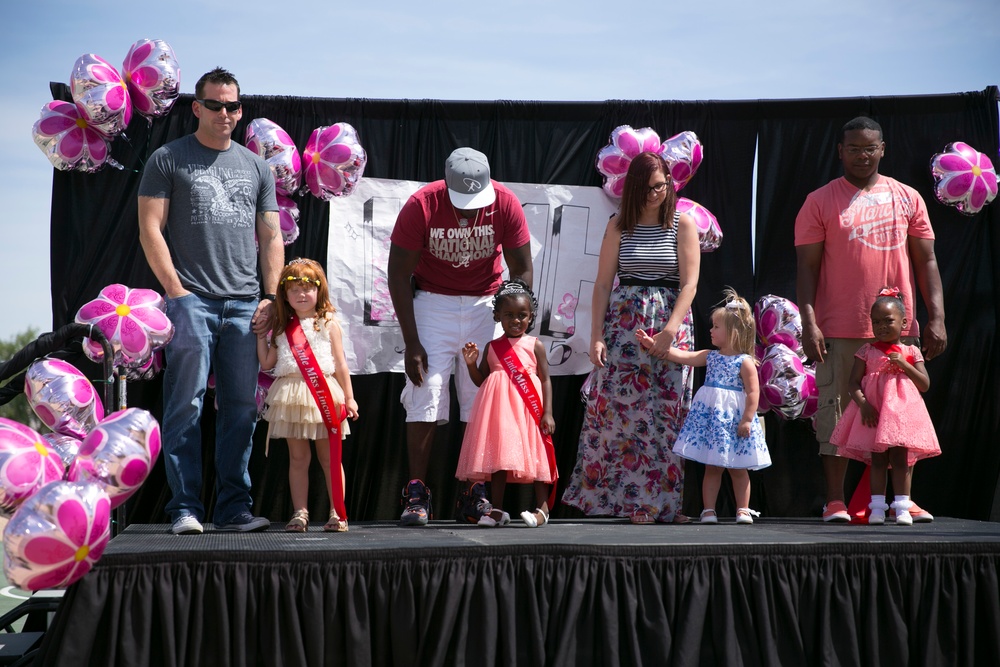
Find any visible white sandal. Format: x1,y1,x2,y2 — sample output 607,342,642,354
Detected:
736,508,760,525
520,508,549,528
699,509,718,524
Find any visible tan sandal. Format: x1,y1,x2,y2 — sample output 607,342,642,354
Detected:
323,510,349,533
285,509,309,532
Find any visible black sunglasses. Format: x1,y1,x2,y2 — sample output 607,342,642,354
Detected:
196,98,242,113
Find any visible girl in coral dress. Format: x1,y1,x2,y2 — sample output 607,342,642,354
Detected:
455,279,557,528
830,287,941,525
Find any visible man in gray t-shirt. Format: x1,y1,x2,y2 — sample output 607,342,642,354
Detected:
138,67,282,535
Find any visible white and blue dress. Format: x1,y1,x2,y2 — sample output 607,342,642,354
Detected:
673,351,770,470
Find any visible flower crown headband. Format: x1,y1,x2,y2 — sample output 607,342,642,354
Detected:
281,275,322,286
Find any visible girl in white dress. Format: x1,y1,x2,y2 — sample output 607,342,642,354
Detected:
638,288,769,524
257,258,359,532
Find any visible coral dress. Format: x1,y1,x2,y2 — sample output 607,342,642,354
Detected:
455,336,555,484
673,352,771,470
830,343,940,466
263,314,350,443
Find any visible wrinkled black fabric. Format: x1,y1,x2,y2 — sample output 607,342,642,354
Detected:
42,85,1000,523
34,543,1000,667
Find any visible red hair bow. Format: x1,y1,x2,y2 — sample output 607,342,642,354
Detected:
878,286,900,298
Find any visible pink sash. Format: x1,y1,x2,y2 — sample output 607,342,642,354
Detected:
490,336,558,509
286,315,348,520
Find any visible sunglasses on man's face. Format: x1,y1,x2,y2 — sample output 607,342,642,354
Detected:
196,98,242,113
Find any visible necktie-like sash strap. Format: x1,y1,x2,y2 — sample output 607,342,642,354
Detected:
490,337,558,509
286,315,348,520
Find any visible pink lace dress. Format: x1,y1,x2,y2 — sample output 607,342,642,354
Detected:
830,343,940,466
455,336,555,484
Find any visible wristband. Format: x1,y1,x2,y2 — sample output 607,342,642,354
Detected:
262,293,277,301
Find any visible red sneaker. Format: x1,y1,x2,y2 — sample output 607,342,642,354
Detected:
822,500,851,523
890,502,934,523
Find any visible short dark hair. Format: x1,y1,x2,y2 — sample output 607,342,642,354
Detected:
194,67,240,100
840,116,882,143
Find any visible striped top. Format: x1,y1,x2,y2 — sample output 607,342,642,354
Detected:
617,212,681,281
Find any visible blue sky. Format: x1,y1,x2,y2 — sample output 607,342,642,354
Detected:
1,0,998,340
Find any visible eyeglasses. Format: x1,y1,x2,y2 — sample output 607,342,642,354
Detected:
844,144,882,156
196,98,242,113
647,182,670,194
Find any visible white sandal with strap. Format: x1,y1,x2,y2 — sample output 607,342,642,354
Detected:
520,508,549,528
736,508,760,525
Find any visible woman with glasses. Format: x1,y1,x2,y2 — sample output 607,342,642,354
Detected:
562,151,701,524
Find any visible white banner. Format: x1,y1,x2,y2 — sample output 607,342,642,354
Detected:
327,177,618,376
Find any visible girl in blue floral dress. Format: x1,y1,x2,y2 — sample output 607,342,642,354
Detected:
640,288,769,524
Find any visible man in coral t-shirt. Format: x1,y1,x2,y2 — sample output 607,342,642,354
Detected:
388,148,533,526
795,116,947,524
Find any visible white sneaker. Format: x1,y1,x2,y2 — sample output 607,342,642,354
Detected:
868,502,888,525
171,515,204,535
891,501,913,526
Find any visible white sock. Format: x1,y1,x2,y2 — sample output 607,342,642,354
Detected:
870,494,886,509
893,495,911,510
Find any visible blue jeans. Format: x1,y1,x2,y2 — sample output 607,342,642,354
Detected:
162,293,260,524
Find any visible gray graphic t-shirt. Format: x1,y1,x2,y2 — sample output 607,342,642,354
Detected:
138,134,278,298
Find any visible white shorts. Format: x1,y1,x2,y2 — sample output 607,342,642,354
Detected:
401,291,499,423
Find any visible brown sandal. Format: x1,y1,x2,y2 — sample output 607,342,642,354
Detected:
285,509,309,532
323,510,349,533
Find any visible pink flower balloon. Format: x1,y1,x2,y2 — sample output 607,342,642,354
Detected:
32,100,110,173
754,294,802,354
0,419,65,516
658,131,703,192
595,125,662,198
68,408,160,509
76,283,173,367
23,359,101,439
758,344,817,420
42,432,82,471
2,481,111,591
676,198,723,252
246,118,302,197
303,123,367,199
930,141,998,216
122,39,181,120
276,193,301,245
70,53,132,138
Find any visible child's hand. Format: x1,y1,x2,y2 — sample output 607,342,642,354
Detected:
345,398,360,421
859,400,879,427
887,351,913,369
541,414,556,436
635,329,655,350
737,420,751,438
462,342,479,365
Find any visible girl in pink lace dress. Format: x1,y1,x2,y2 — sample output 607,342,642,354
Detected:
455,279,556,528
830,287,940,525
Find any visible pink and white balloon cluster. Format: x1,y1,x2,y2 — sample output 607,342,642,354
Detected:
74,284,174,381
244,119,368,246
754,295,818,421
595,125,722,252
2,359,161,591
32,39,181,173
930,142,998,217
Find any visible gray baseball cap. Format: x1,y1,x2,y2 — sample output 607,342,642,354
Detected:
445,147,496,209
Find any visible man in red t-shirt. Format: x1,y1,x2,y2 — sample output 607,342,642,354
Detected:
388,148,533,526
795,116,946,523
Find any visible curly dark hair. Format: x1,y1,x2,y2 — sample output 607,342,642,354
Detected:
492,278,538,333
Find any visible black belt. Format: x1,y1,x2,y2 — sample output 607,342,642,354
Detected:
617,277,680,288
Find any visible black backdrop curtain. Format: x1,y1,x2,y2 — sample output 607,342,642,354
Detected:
43,83,999,523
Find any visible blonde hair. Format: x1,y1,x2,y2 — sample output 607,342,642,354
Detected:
712,287,756,359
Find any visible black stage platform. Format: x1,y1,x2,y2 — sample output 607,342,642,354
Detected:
34,518,1000,667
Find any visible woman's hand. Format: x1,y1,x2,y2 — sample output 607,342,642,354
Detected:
647,326,677,360
590,339,608,367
